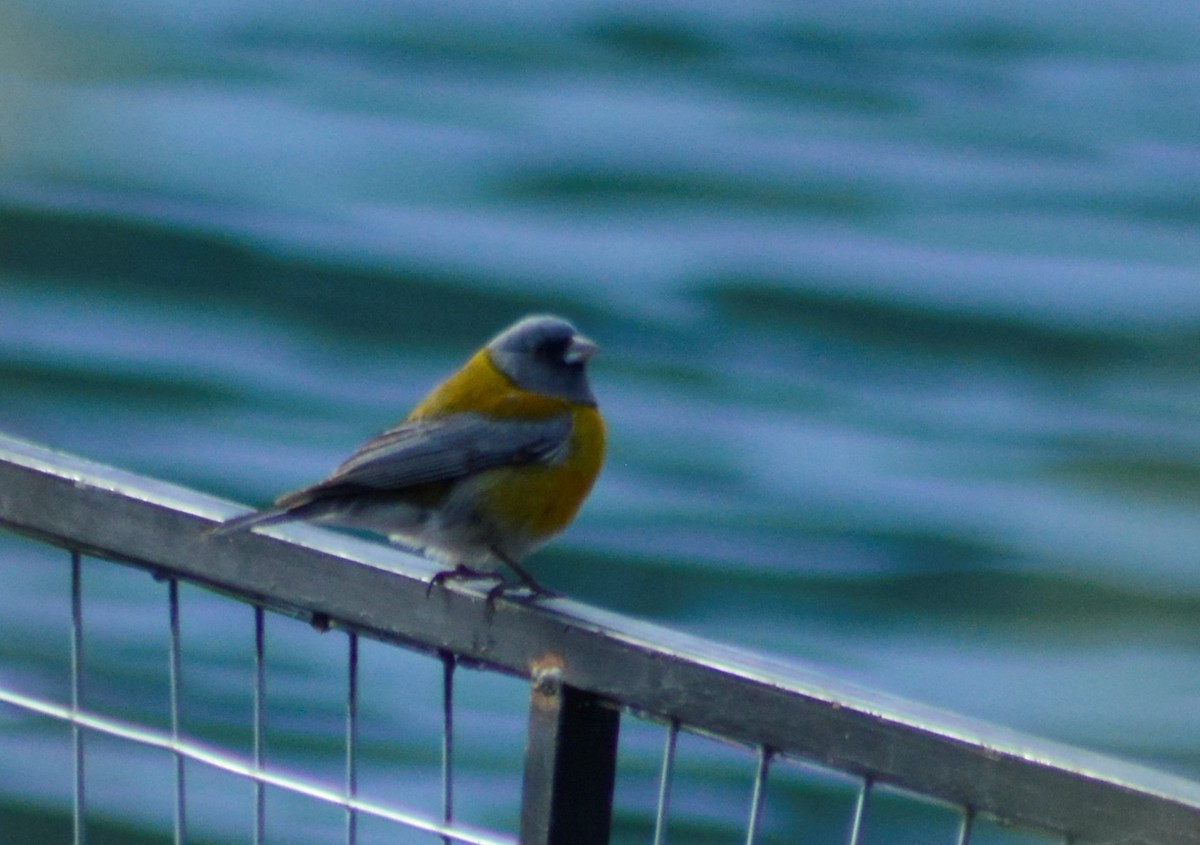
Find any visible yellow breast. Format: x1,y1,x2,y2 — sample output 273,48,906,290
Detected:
483,404,605,538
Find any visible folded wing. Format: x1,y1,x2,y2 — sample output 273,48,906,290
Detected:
279,413,572,504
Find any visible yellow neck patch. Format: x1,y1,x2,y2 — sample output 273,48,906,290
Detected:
408,349,577,421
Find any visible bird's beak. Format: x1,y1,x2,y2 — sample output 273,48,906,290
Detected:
564,334,598,364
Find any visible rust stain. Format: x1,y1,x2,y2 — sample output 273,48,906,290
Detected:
530,653,566,711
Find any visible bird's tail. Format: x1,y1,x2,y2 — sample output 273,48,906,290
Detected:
206,507,298,538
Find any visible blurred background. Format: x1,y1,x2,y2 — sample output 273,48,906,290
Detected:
3,0,1200,842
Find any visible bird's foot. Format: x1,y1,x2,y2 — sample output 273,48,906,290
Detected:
426,564,503,598
427,553,561,618
482,579,560,607
486,546,560,603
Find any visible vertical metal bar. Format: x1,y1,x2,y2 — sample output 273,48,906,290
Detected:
848,776,873,845
346,632,359,845
168,579,187,845
652,720,679,845
520,661,620,845
956,806,975,845
70,551,86,845
440,651,456,845
745,746,772,845
253,606,266,845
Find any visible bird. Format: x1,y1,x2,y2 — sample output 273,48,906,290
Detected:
210,315,605,603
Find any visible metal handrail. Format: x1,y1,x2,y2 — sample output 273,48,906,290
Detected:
1,432,1199,844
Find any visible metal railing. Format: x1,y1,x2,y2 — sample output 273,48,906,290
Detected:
1,431,1199,845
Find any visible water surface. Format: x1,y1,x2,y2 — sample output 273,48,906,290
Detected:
4,0,1200,841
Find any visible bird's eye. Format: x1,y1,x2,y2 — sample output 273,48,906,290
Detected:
537,338,570,361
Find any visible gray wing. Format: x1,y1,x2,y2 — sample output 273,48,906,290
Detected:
293,413,572,497
210,414,571,534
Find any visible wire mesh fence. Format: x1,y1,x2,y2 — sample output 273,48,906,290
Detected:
2,431,1200,845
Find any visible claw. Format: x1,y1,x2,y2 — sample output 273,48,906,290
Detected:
484,580,508,618
482,578,561,618
427,553,560,617
487,546,559,600
426,564,503,598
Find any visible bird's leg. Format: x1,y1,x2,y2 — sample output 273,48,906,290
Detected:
426,563,503,598
490,548,561,600
427,551,559,615
485,579,510,613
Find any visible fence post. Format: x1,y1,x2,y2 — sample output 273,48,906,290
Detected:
520,659,620,845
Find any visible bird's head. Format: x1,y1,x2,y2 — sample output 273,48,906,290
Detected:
487,315,598,405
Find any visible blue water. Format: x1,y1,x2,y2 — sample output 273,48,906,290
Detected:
4,0,1200,841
